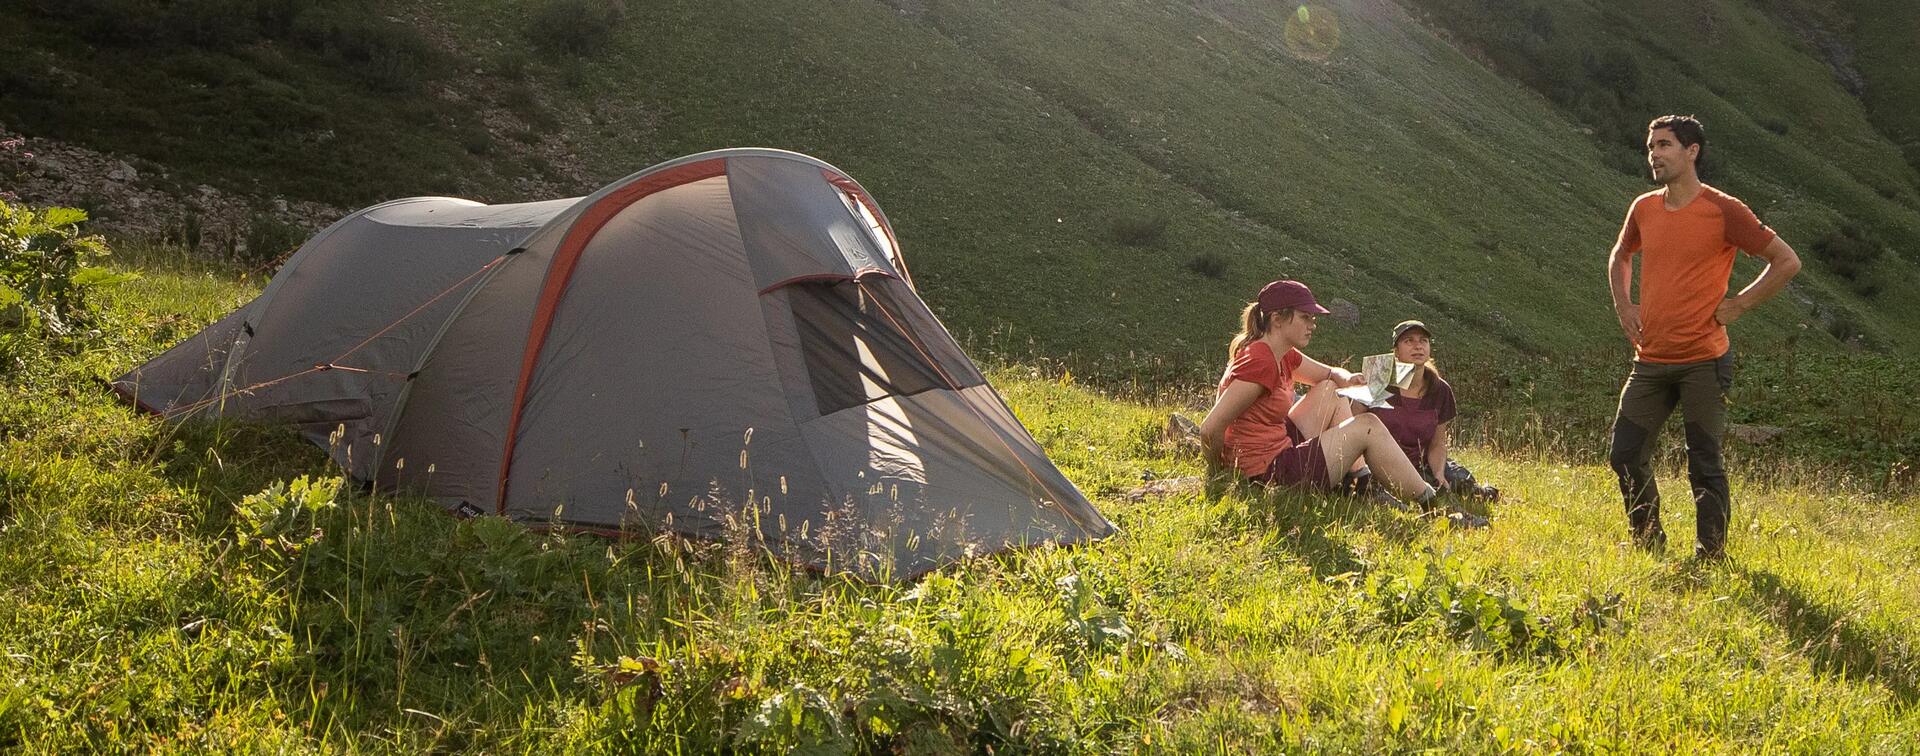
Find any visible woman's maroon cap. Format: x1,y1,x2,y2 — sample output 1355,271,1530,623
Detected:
1257,280,1331,315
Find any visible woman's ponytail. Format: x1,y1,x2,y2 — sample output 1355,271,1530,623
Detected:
1228,304,1293,360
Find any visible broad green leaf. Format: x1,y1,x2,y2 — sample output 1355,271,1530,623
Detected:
71,268,138,287
40,207,89,228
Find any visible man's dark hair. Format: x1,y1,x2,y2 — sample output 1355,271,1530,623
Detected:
1648,114,1708,179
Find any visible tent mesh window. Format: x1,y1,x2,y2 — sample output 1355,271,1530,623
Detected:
787,278,983,416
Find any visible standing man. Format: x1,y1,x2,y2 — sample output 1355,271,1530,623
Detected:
1607,114,1801,562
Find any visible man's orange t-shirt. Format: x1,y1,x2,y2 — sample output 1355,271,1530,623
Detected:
1615,184,1777,364
1217,342,1305,477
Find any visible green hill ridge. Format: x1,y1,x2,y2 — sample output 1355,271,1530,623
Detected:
4,0,1919,374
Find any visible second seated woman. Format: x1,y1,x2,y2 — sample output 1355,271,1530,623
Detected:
1364,320,1500,507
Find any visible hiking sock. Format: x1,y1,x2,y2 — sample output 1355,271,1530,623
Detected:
1414,485,1438,509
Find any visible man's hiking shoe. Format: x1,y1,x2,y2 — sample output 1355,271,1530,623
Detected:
1632,529,1668,555
1368,486,1412,512
1692,548,1730,566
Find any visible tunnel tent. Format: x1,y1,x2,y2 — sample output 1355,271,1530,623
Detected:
113,148,1115,579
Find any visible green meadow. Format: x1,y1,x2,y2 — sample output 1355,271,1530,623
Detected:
2,258,1916,751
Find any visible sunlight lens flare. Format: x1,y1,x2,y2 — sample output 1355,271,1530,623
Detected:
1284,4,1341,61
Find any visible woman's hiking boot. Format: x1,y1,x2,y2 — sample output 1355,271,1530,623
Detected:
1340,467,1374,497
1367,485,1412,512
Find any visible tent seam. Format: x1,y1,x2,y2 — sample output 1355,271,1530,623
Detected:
364,250,525,487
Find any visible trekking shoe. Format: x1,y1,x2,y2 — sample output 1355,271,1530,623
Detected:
1471,484,1501,503
1632,529,1668,555
1444,511,1491,530
1368,486,1412,512
1692,548,1730,566
1340,467,1374,497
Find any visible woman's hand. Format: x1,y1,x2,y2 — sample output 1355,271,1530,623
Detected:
1330,368,1365,388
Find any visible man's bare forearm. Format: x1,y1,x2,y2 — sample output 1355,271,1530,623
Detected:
1608,251,1634,309
1717,239,1801,325
1732,241,1801,308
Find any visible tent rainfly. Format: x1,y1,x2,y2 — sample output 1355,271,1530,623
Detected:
113,149,1115,578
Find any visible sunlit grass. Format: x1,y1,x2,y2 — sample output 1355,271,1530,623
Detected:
2,266,1916,751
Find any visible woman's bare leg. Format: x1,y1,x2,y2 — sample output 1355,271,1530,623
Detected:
1287,380,1348,439
1335,400,1363,472
1317,414,1433,501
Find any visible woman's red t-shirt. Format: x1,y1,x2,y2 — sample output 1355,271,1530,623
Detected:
1216,342,1305,477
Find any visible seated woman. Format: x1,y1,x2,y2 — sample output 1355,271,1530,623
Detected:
1361,320,1499,503
1198,280,1440,510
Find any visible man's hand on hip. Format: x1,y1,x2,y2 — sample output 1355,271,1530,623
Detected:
1714,298,1748,326
1616,302,1643,345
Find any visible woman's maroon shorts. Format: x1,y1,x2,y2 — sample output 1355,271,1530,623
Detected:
1254,435,1331,490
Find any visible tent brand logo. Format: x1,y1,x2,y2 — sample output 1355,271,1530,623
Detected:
831,225,874,267
454,501,485,519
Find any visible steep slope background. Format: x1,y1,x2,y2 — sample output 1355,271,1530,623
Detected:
5,3,1920,748
3,0,1916,374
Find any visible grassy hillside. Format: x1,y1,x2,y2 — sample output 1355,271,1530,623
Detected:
4,0,1919,377
7,2,1920,749
2,262,1917,751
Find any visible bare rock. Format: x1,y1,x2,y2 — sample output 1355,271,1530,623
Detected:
1123,476,1205,502
880,0,927,16
1326,297,1361,325
1727,424,1788,444
0,124,345,255
1162,413,1202,453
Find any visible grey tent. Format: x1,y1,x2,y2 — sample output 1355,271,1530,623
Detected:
114,149,1114,578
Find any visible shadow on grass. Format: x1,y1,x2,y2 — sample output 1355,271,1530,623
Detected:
149,418,335,534
134,410,806,748
268,492,848,750
141,419,601,746
1739,568,1919,704
1215,476,1426,578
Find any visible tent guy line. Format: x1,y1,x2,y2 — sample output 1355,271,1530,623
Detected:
137,251,511,420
